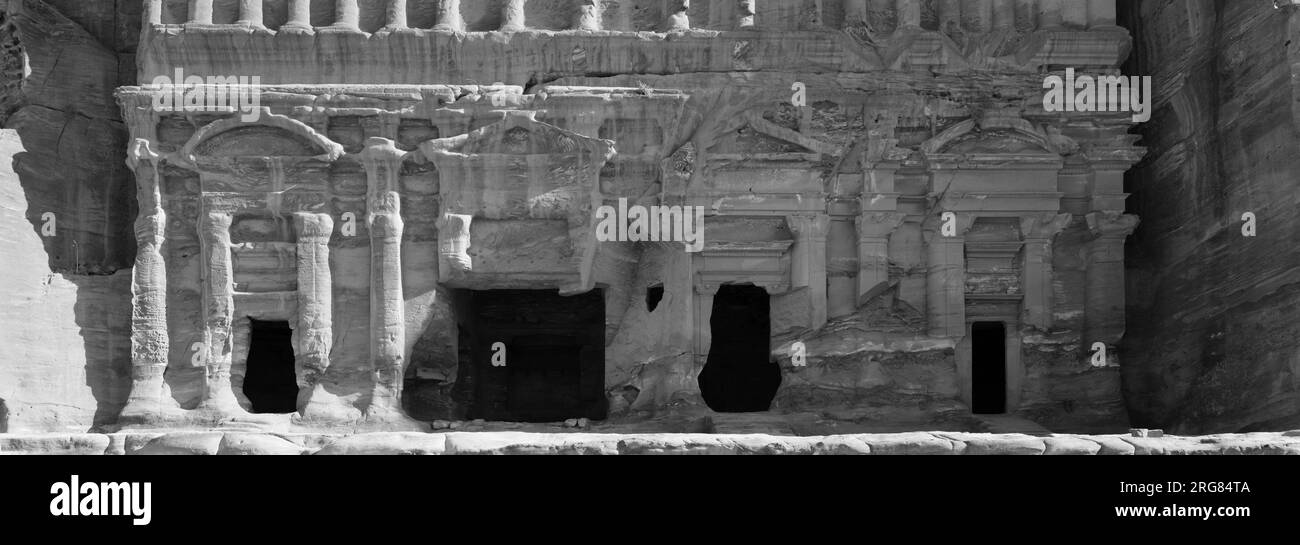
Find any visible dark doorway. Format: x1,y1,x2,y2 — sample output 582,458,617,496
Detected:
971,321,1006,414
0,398,7,432
464,289,606,422
243,319,299,414
507,336,584,422
699,284,779,412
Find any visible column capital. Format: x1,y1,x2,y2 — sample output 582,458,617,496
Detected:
787,213,830,240
856,212,907,239
1086,211,1139,239
1020,212,1072,240
294,212,335,240
663,0,690,31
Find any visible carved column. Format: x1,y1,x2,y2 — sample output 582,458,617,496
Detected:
361,138,408,420
575,0,601,30
1088,0,1118,29
146,0,163,25
295,212,334,415
501,0,527,31
1085,212,1138,347
856,212,906,305
333,0,361,29
284,0,313,32
195,208,241,416
384,0,408,30
120,140,179,425
936,0,960,31
971,0,993,32
188,0,214,24
992,0,1014,29
896,0,921,28
1019,213,1072,331
664,0,690,31
845,0,867,25
789,214,830,330
925,213,972,338
1062,0,1087,27
1038,0,1063,29
437,213,473,281
238,0,264,26
735,0,756,28
433,0,464,31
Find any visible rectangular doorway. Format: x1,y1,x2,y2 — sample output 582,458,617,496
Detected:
462,289,606,422
243,319,299,414
971,321,1006,414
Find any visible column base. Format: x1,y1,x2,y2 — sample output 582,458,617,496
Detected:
117,377,186,428
277,22,315,35
363,403,427,432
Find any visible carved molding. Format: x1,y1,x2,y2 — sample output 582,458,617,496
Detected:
177,110,345,171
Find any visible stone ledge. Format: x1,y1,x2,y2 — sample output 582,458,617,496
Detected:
3,431,1299,455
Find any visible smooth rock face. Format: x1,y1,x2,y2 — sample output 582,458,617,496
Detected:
1122,1,1300,434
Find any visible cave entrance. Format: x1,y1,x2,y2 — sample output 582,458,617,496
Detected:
971,321,1006,414
463,289,606,422
243,319,299,414
699,284,779,412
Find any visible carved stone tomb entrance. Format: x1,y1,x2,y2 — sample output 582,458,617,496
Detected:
699,284,780,413
971,321,1007,414
463,289,606,422
243,319,298,414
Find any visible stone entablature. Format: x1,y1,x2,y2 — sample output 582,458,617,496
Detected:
139,0,1132,85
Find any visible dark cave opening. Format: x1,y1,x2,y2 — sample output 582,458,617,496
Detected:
971,322,1006,415
699,284,780,413
243,319,299,414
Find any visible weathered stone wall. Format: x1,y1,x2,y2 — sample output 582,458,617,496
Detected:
1121,0,1300,434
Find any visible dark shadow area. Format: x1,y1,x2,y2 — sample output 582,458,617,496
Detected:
972,322,1006,415
461,289,606,422
0,398,7,432
699,284,779,412
243,319,298,414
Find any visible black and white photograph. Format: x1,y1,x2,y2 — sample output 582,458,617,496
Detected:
0,0,1295,531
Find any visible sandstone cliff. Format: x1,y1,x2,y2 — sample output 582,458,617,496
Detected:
1122,0,1300,434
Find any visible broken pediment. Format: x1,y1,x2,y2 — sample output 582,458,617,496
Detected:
420,111,616,220
708,110,842,162
418,112,617,294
